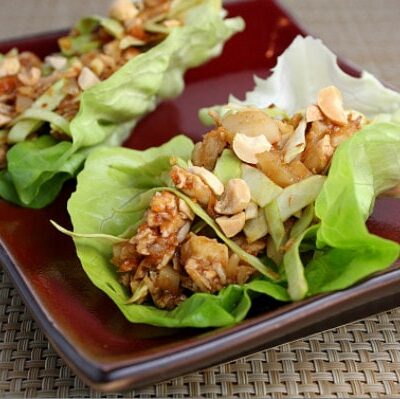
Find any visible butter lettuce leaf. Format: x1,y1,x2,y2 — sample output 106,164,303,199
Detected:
67,136,287,327
305,122,400,295
200,35,400,122
1,0,244,208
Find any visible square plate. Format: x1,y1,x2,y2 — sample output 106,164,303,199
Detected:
0,0,399,392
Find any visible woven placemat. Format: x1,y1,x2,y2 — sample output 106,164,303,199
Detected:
1,267,400,398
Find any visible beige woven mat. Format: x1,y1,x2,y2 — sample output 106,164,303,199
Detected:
1,0,400,397
1,268,400,398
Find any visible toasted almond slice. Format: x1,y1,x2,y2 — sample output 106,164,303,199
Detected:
178,198,194,221
306,104,324,122
177,222,191,243
77,67,100,91
109,0,139,22
89,58,105,76
214,178,250,215
232,133,271,164
17,67,41,86
0,114,12,127
317,86,347,126
164,19,181,28
245,201,258,220
216,212,246,238
189,166,224,196
45,55,67,70
0,57,20,77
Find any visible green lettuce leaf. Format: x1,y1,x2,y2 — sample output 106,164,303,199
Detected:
0,136,85,208
304,122,400,295
1,1,244,208
67,136,287,327
200,36,400,121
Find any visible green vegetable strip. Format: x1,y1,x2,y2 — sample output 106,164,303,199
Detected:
8,79,67,143
242,164,282,207
284,225,318,301
213,149,242,184
21,109,71,136
290,204,315,238
50,220,127,244
75,16,124,39
60,35,100,57
264,200,286,250
276,175,326,222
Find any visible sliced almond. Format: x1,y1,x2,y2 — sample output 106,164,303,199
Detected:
89,58,105,76
0,57,20,77
17,67,41,86
109,0,139,22
77,67,100,91
306,104,324,122
245,201,258,220
177,222,191,243
45,55,67,70
216,212,246,238
317,86,347,126
214,178,250,215
164,19,182,28
119,35,145,49
178,198,194,221
232,133,271,164
0,114,12,127
189,166,224,196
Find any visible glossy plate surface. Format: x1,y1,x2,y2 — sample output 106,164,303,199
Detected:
0,0,399,392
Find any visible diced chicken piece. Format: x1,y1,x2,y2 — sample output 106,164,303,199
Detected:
302,120,331,173
112,190,192,308
112,191,192,272
330,118,361,147
226,253,256,285
287,160,313,180
147,191,187,236
145,267,186,309
191,126,232,170
257,148,309,187
112,241,140,272
134,224,177,267
181,234,229,293
302,118,361,174
221,108,281,144
232,235,266,256
302,134,334,174
170,165,213,207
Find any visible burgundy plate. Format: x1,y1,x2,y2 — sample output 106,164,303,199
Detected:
0,0,399,392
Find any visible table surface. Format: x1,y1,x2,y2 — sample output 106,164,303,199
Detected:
1,0,400,397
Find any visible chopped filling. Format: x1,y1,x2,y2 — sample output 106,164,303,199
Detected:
112,86,366,309
0,0,179,169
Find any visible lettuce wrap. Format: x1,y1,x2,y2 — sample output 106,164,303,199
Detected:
64,36,400,328
0,0,244,208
